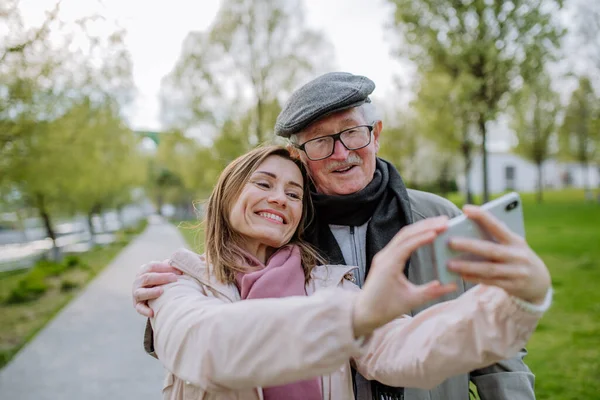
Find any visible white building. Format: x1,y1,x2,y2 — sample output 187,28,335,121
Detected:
459,152,600,195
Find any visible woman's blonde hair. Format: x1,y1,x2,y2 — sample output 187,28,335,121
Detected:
203,145,323,284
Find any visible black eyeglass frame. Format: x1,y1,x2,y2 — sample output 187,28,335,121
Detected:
294,124,375,161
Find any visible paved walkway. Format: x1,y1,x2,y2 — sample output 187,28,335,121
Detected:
0,216,190,399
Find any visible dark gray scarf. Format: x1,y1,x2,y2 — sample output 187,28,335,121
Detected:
305,158,413,400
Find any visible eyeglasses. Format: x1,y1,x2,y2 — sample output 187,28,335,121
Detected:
294,124,374,161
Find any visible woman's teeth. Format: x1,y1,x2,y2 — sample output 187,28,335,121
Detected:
258,212,283,223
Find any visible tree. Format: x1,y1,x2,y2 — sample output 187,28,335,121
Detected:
388,0,565,202
0,2,138,257
411,69,478,204
573,0,600,74
66,99,144,241
510,74,559,203
0,0,61,64
559,77,599,200
159,0,333,145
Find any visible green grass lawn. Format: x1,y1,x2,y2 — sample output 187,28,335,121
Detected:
0,220,148,369
515,191,600,399
174,189,599,399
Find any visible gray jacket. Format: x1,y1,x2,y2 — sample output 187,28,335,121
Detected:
329,189,536,400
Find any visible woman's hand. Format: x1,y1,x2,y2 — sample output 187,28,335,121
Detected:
447,205,551,305
352,216,458,338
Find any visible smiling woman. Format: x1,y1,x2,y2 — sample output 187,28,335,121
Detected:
228,156,305,263
202,146,322,285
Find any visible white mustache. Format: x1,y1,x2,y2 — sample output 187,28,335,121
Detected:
326,154,363,172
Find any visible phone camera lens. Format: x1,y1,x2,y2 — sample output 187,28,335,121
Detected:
505,201,518,211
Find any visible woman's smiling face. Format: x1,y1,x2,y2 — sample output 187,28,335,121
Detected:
228,155,305,256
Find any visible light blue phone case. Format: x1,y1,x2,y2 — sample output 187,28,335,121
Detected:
432,192,526,284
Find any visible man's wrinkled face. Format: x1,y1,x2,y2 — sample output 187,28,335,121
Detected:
295,107,381,196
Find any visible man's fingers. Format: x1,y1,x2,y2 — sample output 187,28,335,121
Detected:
448,259,528,280
463,205,523,245
135,302,154,318
133,287,164,303
138,272,179,289
139,261,182,276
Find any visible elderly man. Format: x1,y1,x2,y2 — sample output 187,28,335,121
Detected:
133,72,537,400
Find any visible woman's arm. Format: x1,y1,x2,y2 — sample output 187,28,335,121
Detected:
353,284,549,389
149,275,363,392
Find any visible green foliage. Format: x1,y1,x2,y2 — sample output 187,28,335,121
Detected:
160,0,332,142
4,272,48,304
559,77,599,163
60,279,79,292
387,0,565,201
558,77,600,197
63,255,81,268
1,2,143,250
510,73,560,202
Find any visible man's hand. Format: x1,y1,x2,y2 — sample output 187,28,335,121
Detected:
447,205,551,305
353,216,458,337
132,261,182,317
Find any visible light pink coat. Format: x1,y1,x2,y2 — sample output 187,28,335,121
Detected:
148,249,543,400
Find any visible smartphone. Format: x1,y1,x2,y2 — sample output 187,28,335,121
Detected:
432,192,526,284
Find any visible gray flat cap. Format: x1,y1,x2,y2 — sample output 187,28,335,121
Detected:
275,72,375,138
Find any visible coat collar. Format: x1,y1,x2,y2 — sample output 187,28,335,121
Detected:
169,248,358,300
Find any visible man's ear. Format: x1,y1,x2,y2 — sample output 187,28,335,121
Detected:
373,120,383,153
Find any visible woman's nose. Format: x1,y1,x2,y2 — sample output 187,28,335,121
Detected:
268,190,287,207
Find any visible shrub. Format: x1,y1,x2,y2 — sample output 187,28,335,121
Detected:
63,255,81,268
60,279,79,292
4,276,48,304
39,260,66,276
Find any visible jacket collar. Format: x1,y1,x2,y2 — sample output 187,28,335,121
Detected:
169,248,241,302
169,248,358,299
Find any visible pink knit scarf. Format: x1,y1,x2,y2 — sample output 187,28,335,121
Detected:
235,245,322,400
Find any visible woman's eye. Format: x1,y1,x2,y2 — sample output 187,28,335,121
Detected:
287,192,302,200
255,181,270,188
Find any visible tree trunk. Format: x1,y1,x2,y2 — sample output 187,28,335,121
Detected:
87,211,96,245
115,205,126,229
582,162,593,201
536,161,544,203
36,193,59,261
462,142,474,205
478,115,489,203
256,97,264,144
597,167,600,203
156,194,164,216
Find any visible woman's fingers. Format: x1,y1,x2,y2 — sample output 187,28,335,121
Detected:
387,216,448,249
447,237,527,262
462,205,523,245
417,280,458,303
447,259,528,280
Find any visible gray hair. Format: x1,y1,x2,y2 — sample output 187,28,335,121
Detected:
289,102,380,144
360,102,380,125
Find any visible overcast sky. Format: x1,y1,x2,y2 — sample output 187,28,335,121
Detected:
18,0,586,152
19,0,412,132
